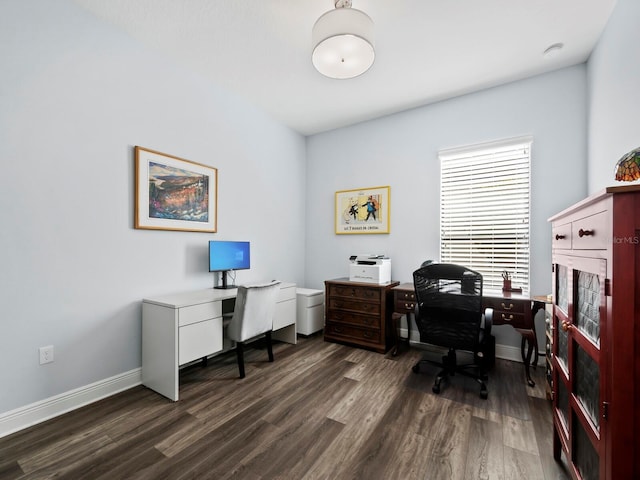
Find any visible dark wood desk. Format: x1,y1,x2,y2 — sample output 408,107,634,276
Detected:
391,283,547,386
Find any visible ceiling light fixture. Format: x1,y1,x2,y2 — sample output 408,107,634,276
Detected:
543,42,564,59
312,0,375,79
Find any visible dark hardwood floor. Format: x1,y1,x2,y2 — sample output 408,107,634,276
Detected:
0,334,569,479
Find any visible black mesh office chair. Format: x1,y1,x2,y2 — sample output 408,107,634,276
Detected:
412,263,493,399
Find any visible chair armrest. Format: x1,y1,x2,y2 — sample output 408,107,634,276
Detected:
483,308,493,334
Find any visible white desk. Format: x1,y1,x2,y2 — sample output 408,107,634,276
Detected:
142,282,296,401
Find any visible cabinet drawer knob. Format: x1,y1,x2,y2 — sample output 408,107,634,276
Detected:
501,313,514,321
500,302,513,310
578,228,594,237
555,234,566,240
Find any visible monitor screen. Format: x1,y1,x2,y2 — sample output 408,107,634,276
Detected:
209,241,250,272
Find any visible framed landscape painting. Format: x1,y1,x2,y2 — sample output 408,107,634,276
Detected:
135,146,218,232
335,186,390,234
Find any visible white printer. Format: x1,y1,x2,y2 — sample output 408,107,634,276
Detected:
348,255,392,284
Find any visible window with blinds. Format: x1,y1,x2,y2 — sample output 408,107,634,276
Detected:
439,137,531,293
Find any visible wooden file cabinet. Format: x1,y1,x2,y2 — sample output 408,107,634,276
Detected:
324,278,399,353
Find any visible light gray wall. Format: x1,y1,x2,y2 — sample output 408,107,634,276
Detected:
305,66,589,348
587,0,640,193
0,0,306,413
3,0,632,419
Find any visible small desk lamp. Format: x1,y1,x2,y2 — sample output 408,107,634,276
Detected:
614,147,640,181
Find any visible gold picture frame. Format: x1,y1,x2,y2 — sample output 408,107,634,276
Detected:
335,186,390,234
134,146,218,232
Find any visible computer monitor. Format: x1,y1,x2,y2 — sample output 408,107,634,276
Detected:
209,240,250,289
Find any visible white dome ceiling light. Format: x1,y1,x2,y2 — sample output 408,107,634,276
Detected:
312,0,375,79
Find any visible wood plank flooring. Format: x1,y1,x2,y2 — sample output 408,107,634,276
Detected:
0,334,570,479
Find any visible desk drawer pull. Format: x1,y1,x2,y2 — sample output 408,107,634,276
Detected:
501,302,514,310
555,234,566,240
404,303,414,309
578,228,594,237
501,313,514,321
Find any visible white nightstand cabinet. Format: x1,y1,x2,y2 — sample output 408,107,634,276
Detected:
296,288,324,335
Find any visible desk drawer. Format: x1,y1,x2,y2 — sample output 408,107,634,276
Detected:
328,284,381,303
274,297,295,330
328,298,381,315
325,321,381,344
394,298,416,313
178,302,222,327
483,297,526,314
277,284,297,302
326,310,380,329
395,289,415,301
179,317,223,365
394,289,416,313
494,311,528,329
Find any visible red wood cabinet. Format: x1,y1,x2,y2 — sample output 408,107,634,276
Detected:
548,185,640,480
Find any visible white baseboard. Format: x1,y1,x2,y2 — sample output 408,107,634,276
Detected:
0,368,142,439
495,342,541,364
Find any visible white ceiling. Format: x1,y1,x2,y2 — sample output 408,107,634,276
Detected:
72,0,617,136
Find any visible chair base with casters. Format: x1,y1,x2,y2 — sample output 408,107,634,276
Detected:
412,343,491,399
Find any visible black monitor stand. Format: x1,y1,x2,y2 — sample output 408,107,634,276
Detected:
214,270,236,289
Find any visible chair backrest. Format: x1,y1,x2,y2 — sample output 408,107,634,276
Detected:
226,281,281,342
413,263,483,351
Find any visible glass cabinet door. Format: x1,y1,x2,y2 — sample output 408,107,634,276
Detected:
552,256,606,480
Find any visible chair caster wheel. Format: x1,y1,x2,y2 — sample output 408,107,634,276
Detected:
432,385,440,394
412,364,420,373
480,389,488,400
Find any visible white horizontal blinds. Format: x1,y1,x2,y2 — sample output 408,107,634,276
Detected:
439,137,531,293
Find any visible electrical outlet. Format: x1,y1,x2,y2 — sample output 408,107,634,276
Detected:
39,345,54,365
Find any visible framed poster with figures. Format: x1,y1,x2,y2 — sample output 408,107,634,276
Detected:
335,186,390,234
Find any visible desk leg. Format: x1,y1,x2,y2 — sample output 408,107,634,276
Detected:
519,300,544,387
391,313,402,356
530,301,544,365
518,329,538,387
513,301,545,387
391,312,412,356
